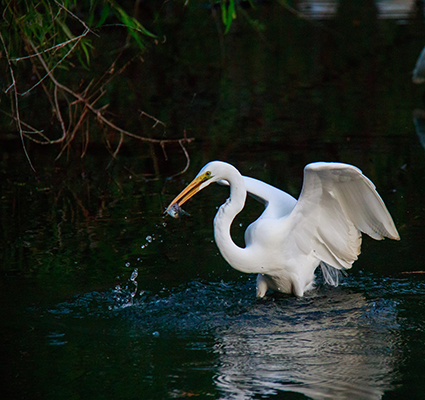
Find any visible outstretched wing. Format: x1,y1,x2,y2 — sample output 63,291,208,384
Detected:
285,162,400,272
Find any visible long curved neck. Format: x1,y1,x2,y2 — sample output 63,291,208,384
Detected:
213,167,255,273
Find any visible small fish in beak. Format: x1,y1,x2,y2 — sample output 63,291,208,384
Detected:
165,203,190,219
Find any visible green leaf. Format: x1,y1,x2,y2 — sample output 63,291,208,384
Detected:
80,39,93,66
222,0,237,34
229,0,236,19
96,2,111,27
221,1,227,25
58,19,74,41
115,6,157,39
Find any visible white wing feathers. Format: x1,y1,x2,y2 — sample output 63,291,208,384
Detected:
288,162,400,272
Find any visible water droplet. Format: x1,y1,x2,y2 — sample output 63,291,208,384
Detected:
141,244,146,249
152,331,160,337
146,235,153,243
239,223,243,227
130,268,138,282
125,262,130,267
162,222,167,227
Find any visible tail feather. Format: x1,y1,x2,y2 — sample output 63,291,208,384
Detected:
320,261,346,287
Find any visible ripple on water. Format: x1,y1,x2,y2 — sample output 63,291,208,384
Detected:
41,273,417,399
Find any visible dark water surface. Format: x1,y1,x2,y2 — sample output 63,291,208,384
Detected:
2,1,425,399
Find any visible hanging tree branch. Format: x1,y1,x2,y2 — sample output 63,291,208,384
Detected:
0,32,36,172
1,0,194,173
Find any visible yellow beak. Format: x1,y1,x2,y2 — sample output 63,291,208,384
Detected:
165,171,212,215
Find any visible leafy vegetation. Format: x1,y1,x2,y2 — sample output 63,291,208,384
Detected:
0,0,255,171
0,1,176,171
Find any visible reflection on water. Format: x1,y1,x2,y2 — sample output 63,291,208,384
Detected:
298,0,419,20
413,109,425,149
412,47,425,84
214,291,397,400
44,274,402,400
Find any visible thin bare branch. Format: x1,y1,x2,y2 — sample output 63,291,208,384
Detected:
167,139,191,178
11,31,90,61
81,119,90,158
19,33,88,96
53,0,97,36
140,111,167,131
29,39,195,149
0,32,36,172
160,141,168,160
112,132,125,158
7,25,193,172
55,106,89,159
54,84,68,142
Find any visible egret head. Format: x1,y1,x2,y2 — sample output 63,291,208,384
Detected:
165,162,222,217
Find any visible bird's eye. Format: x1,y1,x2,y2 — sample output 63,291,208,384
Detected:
206,171,211,176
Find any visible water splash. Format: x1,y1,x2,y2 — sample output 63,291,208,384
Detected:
40,272,417,398
130,268,138,282
108,266,143,309
130,267,139,299
140,234,155,249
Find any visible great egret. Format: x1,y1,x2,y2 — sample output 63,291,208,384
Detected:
166,161,400,297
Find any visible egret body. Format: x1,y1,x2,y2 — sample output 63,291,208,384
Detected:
166,161,400,297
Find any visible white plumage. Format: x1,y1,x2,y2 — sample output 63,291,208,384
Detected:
166,161,400,298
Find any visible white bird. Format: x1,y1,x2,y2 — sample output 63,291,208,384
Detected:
165,161,400,298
